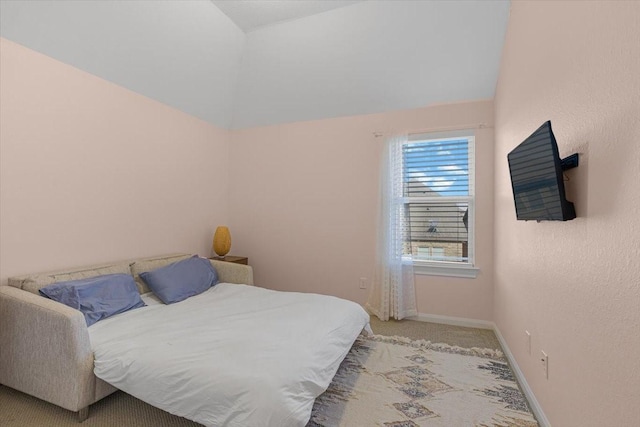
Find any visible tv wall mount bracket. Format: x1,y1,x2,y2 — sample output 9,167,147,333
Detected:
561,153,579,171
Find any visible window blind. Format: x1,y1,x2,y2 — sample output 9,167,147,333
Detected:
401,136,473,263
403,138,470,197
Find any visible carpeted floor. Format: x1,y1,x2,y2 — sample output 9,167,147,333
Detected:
369,317,500,349
0,318,505,427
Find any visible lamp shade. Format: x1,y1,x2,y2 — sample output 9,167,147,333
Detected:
213,226,231,257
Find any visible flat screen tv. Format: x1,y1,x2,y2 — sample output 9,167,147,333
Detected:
507,121,576,221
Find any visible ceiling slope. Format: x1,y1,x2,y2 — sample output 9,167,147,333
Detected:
232,0,510,129
0,0,245,129
0,1,510,130
211,0,363,32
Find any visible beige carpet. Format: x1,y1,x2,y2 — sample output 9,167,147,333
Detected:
369,317,500,350
0,318,506,427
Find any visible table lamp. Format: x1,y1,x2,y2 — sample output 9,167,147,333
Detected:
213,226,231,258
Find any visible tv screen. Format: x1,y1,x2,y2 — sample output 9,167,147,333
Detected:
507,121,576,221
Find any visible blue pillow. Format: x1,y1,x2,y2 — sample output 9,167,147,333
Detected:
39,273,146,326
139,256,218,304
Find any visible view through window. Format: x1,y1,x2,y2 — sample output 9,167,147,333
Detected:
403,131,475,265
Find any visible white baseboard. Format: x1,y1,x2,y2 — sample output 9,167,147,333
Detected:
493,325,551,427
409,312,494,329
409,312,550,426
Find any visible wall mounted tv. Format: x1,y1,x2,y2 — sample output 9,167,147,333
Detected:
507,121,578,221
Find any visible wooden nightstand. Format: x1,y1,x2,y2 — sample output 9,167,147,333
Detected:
209,256,248,265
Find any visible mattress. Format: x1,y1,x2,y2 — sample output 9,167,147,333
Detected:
88,283,371,426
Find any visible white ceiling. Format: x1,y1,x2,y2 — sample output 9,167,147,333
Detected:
0,0,245,128
211,0,363,32
231,0,511,129
0,1,511,130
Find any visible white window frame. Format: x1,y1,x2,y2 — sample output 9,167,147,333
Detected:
403,130,479,278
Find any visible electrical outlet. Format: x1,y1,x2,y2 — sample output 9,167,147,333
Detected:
359,277,367,289
540,350,548,379
525,330,531,355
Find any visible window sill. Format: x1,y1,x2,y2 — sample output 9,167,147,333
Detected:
411,261,479,278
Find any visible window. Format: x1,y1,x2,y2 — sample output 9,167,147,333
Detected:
402,130,478,278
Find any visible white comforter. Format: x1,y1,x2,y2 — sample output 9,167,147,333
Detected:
88,283,371,427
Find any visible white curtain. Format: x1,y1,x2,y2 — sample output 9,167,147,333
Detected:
367,135,417,321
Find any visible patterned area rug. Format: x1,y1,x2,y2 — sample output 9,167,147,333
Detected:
308,335,539,427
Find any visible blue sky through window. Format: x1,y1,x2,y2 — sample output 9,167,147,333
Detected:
403,138,470,197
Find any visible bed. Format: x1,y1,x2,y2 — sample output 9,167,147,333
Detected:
89,282,371,426
1,254,370,426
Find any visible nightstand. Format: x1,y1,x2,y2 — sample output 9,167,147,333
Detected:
209,256,248,265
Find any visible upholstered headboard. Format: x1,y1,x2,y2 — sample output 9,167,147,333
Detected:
7,253,254,295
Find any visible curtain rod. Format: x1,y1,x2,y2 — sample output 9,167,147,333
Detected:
373,122,492,138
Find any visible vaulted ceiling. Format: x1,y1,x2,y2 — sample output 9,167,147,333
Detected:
0,0,510,130
211,0,363,32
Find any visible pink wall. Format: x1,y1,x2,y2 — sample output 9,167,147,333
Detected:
229,100,495,321
0,38,495,323
0,38,230,282
494,2,640,426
